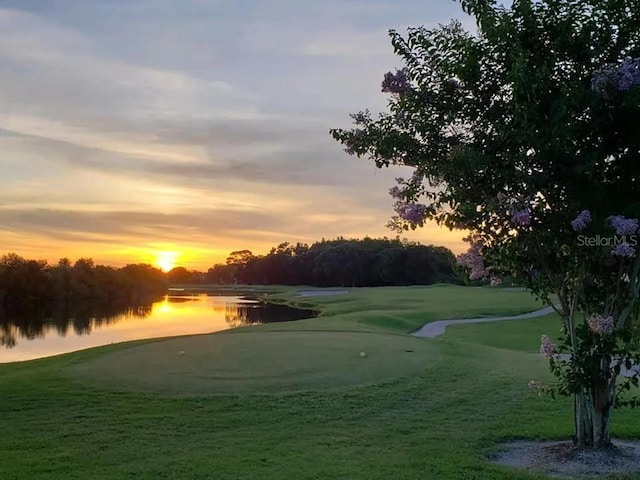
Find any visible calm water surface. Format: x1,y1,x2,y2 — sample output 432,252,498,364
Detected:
0,294,313,363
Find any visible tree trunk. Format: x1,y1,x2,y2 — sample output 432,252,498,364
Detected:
573,366,616,448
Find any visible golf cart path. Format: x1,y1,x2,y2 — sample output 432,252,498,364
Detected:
411,306,556,338
412,306,640,378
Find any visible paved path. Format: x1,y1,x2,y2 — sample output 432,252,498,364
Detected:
411,306,640,378
411,306,557,338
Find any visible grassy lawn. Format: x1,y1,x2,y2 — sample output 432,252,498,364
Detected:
1,285,638,479
69,331,441,395
445,312,563,353
248,284,547,333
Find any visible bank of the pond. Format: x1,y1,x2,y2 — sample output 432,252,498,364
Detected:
0,293,316,363
251,284,547,334
3,285,637,480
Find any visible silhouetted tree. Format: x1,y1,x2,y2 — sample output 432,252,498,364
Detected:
204,238,459,287
0,254,168,305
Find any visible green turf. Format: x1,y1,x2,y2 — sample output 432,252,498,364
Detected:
0,285,638,480
241,284,547,334
68,331,441,395
444,313,563,353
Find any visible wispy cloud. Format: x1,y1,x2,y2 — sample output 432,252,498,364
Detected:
0,0,468,266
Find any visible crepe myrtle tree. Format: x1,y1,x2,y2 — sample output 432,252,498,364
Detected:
330,0,640,448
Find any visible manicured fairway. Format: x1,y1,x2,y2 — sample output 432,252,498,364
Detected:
1,285,639,480
445,312,563,352
69,331,440,394
248,284,547,333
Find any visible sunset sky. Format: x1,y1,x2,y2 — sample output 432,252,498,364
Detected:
0,0,472,270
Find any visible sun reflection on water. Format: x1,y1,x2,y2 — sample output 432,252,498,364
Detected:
0,295,253,362
0,294,311,363
153,296,175,315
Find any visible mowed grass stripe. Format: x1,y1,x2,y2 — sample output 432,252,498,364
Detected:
67,331,441,395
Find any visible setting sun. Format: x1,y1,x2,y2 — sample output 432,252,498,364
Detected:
155,251,179,272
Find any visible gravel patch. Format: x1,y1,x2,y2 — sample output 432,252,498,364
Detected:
491,439,640,478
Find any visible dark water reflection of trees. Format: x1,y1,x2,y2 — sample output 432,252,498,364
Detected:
0,300,154,349
225,302,315,328
0,297,315,349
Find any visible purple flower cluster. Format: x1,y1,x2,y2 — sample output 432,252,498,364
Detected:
381,69,411,95
457,241,488,280
608,215,639,236
571,209,591,231
587,314,614,335
510,206,531,226
395,202,426,225
619,57,640,90
612,242,636,258
489,276,502,287
592,57,640,94
540,335,557,358
389,186,403,199
592,64,620,93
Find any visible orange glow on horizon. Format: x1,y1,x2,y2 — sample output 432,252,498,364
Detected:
3,223,467,271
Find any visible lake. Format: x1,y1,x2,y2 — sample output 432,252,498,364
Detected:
0,294,314,363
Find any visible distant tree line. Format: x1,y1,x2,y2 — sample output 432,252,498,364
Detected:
0,253,168,305
170,238,460,287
